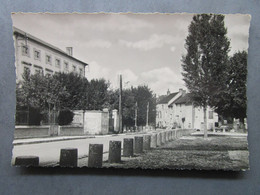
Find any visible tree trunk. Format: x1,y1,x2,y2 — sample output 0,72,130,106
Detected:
203,106,208,138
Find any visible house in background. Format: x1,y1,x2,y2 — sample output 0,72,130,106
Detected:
13,27,88,81
156,89,218,130
156,89,186,128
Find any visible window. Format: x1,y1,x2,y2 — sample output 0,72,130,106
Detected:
34,65,43,75
79,68,83,76
46,73,51,78
64,61,69,70
55,58,61,68
23,66,30,74
73,65,76,72
45,68,53,77
21,44,30,57
34,49,41,60
46,54,52,65
209,111,213,119
35,68,42,74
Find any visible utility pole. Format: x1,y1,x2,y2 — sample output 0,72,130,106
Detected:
135,101,138,130
119,74,122,133
146,101,149,127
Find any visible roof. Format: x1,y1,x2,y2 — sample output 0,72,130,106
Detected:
171,93,193,105
13,27,88,67
157,92,178,104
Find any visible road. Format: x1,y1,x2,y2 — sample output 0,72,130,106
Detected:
12,132,151,166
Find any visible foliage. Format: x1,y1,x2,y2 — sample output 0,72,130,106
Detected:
86,79,110,110
16,71,111,125
58,109,74,126
182,14,230,137
107,85,156,127
214,51,248,121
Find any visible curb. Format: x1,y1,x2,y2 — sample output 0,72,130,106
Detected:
13,136,95,146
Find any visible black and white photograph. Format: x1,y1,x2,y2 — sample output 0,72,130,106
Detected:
12,13,250,170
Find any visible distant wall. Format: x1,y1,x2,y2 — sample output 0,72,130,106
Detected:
84,110,109,135
14,126,50,139
58,125,84,136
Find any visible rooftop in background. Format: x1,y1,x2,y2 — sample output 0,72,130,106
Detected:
13,27,88,67
171,93,192,105
157,92,178,104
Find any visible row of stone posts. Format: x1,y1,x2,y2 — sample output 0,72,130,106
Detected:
14,129,190,167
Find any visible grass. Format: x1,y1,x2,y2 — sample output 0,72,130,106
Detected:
105,136,249,171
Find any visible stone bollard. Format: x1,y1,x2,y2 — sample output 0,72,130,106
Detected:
171,131,174,140
15,156,39,166
165,131,169,142
60,148,78,167
108,141,121,163
123,138,134,157
162,132,166,144
173,130,177,139
169,131,172,141
88,144,103,168
157,133,161,146
150,133,157,148
143,135,151,150
168,131,171,141
134,136,143,154
160,132,163,145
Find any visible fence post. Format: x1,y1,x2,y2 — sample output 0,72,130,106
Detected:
88,144,103,168
60,148,78,167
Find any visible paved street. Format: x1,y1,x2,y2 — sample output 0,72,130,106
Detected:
12,132,153,166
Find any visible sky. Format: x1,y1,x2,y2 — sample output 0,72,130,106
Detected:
12,13,251,95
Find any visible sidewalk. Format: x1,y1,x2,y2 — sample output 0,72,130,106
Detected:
12,130,160,146
13,135,95,145
191,131,248,137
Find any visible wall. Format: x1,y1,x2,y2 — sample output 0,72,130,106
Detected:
84,110,109,135
58,125,84,136
72,110,84,126
14,126,49,139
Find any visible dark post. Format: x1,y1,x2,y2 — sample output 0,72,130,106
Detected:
146,102,149,128
134,136,143,154
60,148,78,167
119,74,123,133
108,141,121,163
123,138,134,157
88,144,103,168
15,156,39,166
135,102,138,130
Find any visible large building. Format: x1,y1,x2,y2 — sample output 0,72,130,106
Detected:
156,89,218,130
13,27,88,81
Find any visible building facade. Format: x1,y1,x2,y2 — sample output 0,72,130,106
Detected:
156,89,218,130
13,27,88,82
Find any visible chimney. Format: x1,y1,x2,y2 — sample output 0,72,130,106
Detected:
167,89,170,95
179,88,186,95
66,47,73,56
